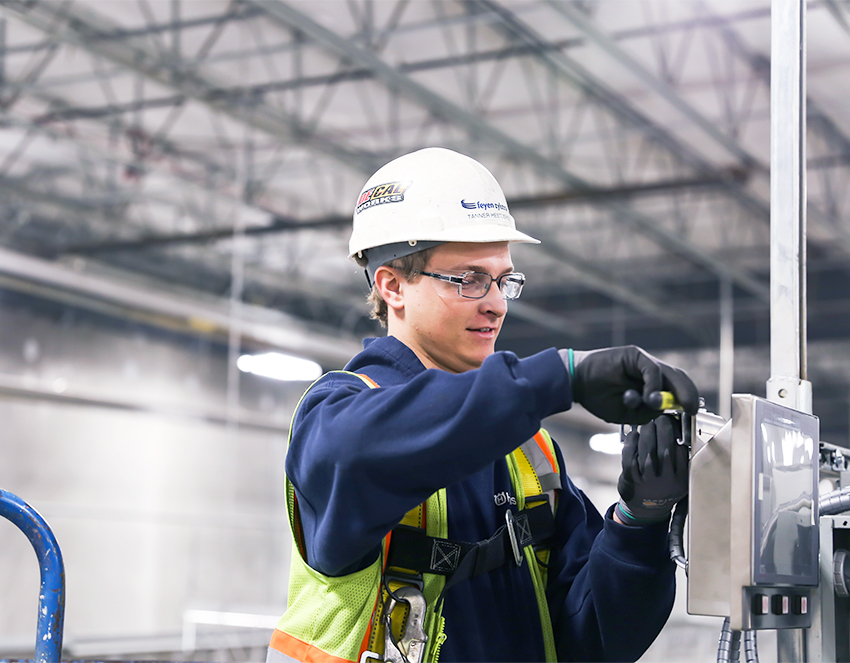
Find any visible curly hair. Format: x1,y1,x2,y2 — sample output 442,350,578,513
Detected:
367,247,437,327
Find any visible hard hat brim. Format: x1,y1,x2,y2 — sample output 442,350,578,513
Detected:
349,224,539,261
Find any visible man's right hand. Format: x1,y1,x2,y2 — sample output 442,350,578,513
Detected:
561,345,699,425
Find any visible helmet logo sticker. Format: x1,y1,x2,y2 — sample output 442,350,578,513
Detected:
460,199,510,220
355,181,411,214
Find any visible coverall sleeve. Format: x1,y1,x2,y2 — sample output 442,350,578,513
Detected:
286,347,572,577
546,444,676,663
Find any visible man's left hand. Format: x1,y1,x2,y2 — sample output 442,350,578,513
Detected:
616,414,688,525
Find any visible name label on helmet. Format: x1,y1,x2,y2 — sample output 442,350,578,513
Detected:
356,181,411,214
461,199,509,214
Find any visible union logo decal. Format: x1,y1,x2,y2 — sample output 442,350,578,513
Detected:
355,181,411,214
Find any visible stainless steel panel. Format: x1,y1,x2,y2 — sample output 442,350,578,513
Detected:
687,416,734,617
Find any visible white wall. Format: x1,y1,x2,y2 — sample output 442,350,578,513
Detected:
0,292,299,659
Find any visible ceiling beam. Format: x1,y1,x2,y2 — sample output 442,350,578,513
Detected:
0,0,381,174
543,0,761,170
245,0,770,311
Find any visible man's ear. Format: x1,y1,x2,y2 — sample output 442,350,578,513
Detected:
374,265,405,313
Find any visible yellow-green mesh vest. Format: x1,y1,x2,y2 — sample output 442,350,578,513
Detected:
269,371,561,663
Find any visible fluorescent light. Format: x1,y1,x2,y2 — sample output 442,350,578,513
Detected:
589,432,623,455
237,352,322,381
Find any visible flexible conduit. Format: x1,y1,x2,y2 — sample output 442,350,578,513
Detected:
717,618,741,663
820,487,850,516
717,617,758,663
668,499,688,572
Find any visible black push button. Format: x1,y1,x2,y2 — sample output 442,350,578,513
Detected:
793,594,808,615
752,594,769,615
771,594,790,615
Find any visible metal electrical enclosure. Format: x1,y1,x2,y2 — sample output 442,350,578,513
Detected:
688,394,819,631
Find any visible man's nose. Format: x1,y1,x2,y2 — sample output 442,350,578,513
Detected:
479,281,508,317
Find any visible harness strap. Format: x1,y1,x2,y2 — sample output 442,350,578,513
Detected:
385,503,555,595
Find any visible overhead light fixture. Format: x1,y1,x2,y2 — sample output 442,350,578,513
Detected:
588,432,623,455
237,352,322,382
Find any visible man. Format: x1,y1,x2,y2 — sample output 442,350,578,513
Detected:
268,147,698,663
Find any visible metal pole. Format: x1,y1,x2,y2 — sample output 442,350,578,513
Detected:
767,0,810,414
0,19,6,95
719,276,734,420
226,193,246,428
770,0,810,660
0,490,65,663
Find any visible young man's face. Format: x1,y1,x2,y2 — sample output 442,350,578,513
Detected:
388,241,514,373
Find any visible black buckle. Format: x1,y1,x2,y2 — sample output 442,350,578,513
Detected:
383,569,424,593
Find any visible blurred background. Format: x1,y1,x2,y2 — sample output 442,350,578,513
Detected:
0,0,847,660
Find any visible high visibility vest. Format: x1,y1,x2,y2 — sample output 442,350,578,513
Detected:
267,372,561,663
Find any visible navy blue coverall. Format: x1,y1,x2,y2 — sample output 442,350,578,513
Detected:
285,336,676,662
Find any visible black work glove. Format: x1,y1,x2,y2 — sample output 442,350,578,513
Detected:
562,345,699,425
617,415,688,525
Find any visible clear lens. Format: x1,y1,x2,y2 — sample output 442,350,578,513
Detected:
460,272,525,300
460,272,491,298
500,274,525,300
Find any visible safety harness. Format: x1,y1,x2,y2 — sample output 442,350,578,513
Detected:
387,492,555,594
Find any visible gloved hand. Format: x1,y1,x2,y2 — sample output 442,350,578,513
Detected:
561,345,699,425
617,415,688,525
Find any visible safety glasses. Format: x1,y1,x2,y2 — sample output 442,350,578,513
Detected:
414,270,526,300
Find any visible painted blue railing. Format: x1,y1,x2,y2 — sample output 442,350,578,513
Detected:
0,490,65,663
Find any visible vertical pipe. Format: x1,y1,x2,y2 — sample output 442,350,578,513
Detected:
226,198,246,428
767,0,810,414
171,0,181,59
226,120,254,427
0,19,6,95
770,0,810,660
0,490,65,663
226,225,244,429
719,276,734,420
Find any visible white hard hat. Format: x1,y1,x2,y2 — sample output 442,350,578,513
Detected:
349,147,539,270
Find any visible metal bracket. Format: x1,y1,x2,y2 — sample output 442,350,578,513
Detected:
505,509,524,566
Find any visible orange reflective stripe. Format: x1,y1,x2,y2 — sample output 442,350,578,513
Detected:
270,629,355,663
381,530,392,573
355,373,380,389
361,531,394,657
533,430,557,474
359,580,382,659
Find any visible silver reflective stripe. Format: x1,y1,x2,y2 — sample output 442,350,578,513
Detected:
266,646,301,663
520,434,560,513
520,435,557,480
538,472,561,494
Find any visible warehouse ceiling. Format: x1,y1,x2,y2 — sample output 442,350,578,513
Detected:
1,0,850,441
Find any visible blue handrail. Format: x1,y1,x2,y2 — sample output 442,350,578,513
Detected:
0,489,65,663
